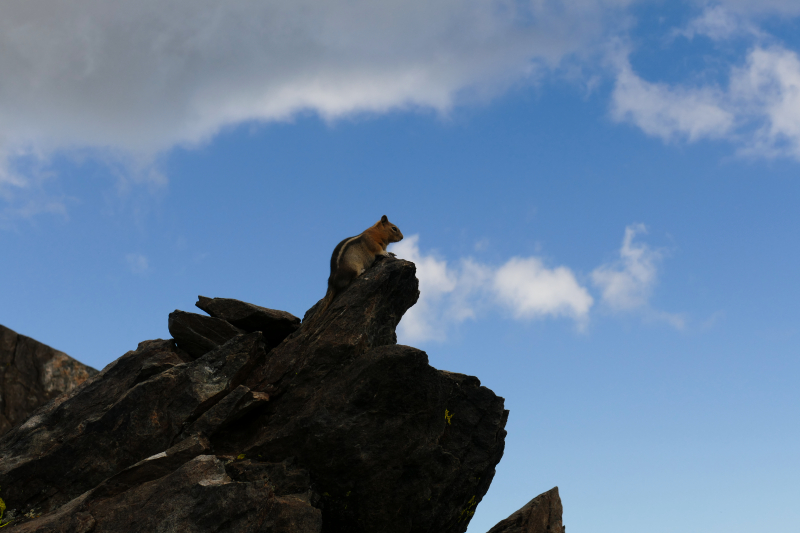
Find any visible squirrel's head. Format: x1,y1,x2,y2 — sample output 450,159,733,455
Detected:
378,214,403,243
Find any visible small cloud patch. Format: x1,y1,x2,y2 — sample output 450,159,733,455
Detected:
591,223,658,311
126,253,149,275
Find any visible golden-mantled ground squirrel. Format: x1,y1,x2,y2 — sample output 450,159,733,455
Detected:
310,215,403,323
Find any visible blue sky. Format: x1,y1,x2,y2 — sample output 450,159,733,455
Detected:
1,1,799,531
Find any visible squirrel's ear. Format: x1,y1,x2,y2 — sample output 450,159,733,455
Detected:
381,215,388,223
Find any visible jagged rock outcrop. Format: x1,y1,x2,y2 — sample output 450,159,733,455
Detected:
0,324,97,437
486,487,565,533
195,296,301,351
0,257,509,532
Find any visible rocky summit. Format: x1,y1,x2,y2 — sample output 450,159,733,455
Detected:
0,255,565,532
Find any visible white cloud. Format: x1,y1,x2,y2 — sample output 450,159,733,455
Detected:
592,223,658,310
610,53,735,142
126,253,149,275
710,0,800,17
678,6,758,41
651,310,687,330
1,0,798,215
0,147,70,223
493,258,593,320
393,235,592,343
391,236,460,342
0,0,631,195
590,224,684,328
394,226,687,342
730,47,800,158
611,44,800,159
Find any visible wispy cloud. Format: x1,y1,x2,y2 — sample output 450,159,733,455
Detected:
591,224,658,311
713,0,800,17
591,224,684,329
125,253,149,275
610,51,735,142
676,6,760,41
611,43,800,160
0,147,69,223
730,46,800,159
1,200,67,222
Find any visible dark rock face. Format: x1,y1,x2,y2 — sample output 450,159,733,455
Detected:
11,453,322,533
0,324,97,437
486,487,565,533
196,296,301,350
0,257,509,532
0,334,264,516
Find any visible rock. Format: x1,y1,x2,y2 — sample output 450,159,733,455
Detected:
196,296,300,349
486,487,565,533
0,333,266,516
225,457,313,496
12,454,322,533
233,343,508,533
0,324,97,437
227,257,507,533
91,434,214,501
180,384,270,440
0,257,508,533
168,309,245,358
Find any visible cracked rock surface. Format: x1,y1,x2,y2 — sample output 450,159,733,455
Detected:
0,257,514,532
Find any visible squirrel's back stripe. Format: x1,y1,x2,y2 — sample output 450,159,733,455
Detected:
334,234,363,269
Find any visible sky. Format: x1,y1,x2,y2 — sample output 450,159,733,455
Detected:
1,1,799,531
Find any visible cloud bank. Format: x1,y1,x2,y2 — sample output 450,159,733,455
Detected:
0,0,628,183
394,225,678,343
2,0,800,215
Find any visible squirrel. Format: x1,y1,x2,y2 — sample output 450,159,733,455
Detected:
308,215,403,325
